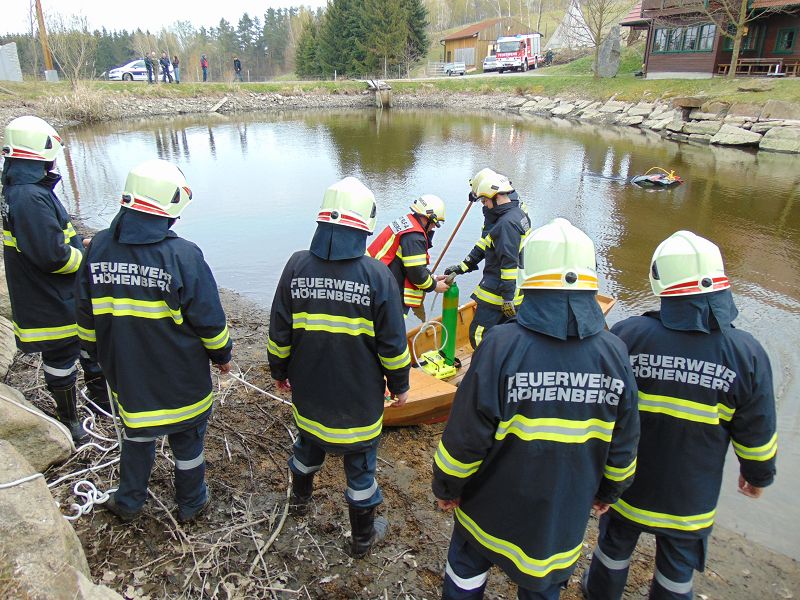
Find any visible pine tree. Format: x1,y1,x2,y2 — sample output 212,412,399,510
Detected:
359,0,408,77
295,19,321,79
401,0,429,61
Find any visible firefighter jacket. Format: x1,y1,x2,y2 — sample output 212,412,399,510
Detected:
268,247,411,453
459,202,530,309
368,213,435,308
76,209,232,438
432,290,640,591
1,159,84,353
609,289,777,539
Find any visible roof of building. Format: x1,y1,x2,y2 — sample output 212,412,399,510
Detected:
620,1,648,26
442,18,504,41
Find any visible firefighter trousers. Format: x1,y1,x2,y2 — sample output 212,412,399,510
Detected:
468,302,511,350
115,420,208,514
41,340,104,389
443,528,564,600
288,435,383,508
585,513,707,600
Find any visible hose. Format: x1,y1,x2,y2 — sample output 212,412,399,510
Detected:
643,166,678,180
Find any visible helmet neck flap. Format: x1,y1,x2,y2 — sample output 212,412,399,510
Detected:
658,288,738,334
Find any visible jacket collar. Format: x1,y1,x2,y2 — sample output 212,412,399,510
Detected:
310,222,368,261
517,289,606,340
1,158,60,190
111,208,176,244
657,288,738,334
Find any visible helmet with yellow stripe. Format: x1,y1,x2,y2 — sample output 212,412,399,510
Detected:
410,194,446,228
317,177,377,233
519,218,598,290
649,231,729,297
121,159,193,218
2,116,64,162
473,170,514,201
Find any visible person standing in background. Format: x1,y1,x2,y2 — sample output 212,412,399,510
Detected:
171,55,180,83
201,54,209,82
233,55,242,82
160,52,173,83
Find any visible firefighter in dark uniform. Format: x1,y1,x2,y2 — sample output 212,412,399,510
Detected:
268,177,411,558
76,159,232,523
445,169,530,348
584,231,777,600
433,218,640,600
1,115,108,444
368,194,450,321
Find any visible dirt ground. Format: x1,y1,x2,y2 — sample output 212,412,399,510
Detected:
9,288,798,600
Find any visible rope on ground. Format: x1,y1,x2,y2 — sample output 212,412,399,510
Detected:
227,369,292,405
0,472,45,490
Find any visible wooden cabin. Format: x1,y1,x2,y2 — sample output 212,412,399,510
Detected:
441,17,531,68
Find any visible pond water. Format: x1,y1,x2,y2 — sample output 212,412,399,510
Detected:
57,109,800,558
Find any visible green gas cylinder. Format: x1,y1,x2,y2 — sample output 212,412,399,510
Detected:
441,280,459,366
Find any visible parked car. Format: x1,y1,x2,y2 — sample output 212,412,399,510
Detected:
444,61,466,76
108,59,172,81
482,55,498,72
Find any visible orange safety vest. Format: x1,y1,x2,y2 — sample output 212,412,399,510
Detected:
368,214,430,307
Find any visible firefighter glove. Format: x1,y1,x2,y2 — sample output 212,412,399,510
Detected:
444,264,465,276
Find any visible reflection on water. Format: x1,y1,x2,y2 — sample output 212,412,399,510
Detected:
58,109,800,558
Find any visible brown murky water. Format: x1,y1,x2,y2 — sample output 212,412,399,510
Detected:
58,109,800,558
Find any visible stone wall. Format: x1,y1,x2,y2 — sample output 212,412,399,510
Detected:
507,96,800,154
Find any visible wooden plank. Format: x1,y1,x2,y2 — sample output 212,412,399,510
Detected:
209,97,228,113
384,369,457,426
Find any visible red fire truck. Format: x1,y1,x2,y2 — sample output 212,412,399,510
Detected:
495,33,542,73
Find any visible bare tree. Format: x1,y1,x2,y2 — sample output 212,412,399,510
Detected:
47,14,98,89
26,0,40,78
577,0,630,78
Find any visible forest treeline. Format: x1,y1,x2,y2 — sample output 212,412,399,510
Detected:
0,0,558,81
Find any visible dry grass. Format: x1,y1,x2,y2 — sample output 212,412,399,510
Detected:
38,83,117,123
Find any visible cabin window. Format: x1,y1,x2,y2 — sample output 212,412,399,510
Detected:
652,24,716,53
723,24,764,51
775,28,796,54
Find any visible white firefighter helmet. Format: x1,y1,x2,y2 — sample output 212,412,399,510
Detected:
469,168,497,196
649,231,730,297
121,159,193,218
473,170,514,201
2,115,64,162
410,194,446,227
317,177,377,233
519,218,598,290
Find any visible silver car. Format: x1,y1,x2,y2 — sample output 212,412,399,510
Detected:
483,55,498,72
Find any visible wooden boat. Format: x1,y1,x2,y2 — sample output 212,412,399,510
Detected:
383,295,616,427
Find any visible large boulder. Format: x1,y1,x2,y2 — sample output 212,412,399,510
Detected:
0,383,72,471
595,26,621,78
0,440,122,599
759,99,800,121
683,120,722,135
710,124,763,146
759,127,800,154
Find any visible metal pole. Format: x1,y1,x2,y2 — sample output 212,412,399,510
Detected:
431,200,475,273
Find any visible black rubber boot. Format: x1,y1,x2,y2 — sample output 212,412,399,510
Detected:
84,376,111,414
347,505,388,559
291,472,314,516
50,384,88,445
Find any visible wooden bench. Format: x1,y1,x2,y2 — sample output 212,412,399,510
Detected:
717,58,786,76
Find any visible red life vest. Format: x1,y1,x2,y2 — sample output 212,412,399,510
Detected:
368,214,430,307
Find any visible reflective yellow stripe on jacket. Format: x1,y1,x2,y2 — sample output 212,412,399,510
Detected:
371,233,397,262
434,441,482,478
63,223,77,244
52,246,83,275
638,391,734,425
732,432,777,462
400,252,428,268
92,297,184,324
2,230,18,250
472,286,523,306
114,389,214,429
604,457,637,482
475,234,493,251
495,416,615,444
77,325,96,343
456,508,582,578
500,268,517,281
267,337,291,359
292,404,383,445
611,498,715,531
201,325,230,350
379,348,411,371
13,322,77,343
292,312,374,337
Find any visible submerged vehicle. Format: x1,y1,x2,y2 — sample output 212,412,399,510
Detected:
631,167,683,188
383,293,616,426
